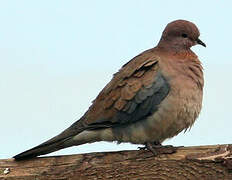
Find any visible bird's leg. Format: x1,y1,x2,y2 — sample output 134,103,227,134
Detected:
145,142,159,156
138,141,177,156
138,141,160,154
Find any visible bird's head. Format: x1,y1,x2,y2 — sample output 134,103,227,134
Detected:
158,20,206,50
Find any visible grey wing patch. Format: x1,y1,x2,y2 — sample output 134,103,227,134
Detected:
123,101,137,114
115,72,170,124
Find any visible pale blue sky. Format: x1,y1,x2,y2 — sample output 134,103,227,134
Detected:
1,1,232,159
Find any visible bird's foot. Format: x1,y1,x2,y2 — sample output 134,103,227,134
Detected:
138,142,177,156
138,141,160,151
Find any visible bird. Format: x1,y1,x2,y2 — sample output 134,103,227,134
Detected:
14,19,206,160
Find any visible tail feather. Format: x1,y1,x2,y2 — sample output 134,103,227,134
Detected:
13,136,73,160
13,120,85,160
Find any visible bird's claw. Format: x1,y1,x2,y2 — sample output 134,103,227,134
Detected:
138,142,177,156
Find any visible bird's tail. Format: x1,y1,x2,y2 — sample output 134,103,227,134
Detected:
13,121,85,160
13,137,72,160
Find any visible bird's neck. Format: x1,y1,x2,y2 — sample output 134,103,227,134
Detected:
157,38,191,53
155,45,197,60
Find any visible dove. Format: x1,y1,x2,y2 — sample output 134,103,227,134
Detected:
14,19,205,160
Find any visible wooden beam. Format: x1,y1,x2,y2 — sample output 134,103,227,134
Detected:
1,144,232,179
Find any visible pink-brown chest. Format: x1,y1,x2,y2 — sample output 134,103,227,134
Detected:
153,53,204,139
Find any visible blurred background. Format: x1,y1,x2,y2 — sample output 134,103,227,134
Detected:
0,1,231,159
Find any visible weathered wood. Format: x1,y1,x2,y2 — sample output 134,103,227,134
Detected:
1,144,232,180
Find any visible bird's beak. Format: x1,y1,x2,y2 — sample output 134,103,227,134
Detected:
196,38,206,47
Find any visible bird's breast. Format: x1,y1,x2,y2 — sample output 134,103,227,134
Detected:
141,74,203,142
151,58,204,140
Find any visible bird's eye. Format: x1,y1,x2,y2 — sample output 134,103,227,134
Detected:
181,33,188,38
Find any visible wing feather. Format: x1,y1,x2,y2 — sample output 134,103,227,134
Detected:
82,48,170,128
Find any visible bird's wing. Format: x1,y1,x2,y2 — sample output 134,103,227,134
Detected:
39,48,170,144
78,48,170,129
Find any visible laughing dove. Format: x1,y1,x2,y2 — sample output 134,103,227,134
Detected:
14,19,205,160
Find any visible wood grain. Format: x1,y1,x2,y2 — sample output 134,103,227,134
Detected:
1,144,232,180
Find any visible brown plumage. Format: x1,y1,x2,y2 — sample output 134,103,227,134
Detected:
14,19,205,160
